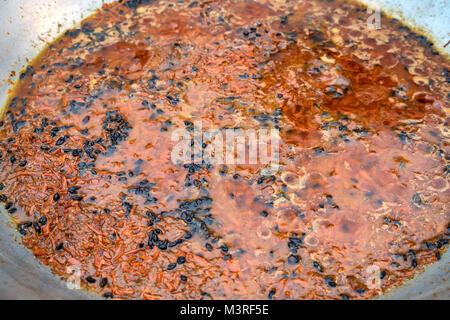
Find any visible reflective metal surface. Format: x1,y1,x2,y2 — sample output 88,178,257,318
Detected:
0,0,448,299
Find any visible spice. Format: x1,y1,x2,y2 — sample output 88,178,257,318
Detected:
0,0,448,301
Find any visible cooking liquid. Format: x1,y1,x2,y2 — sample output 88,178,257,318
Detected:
0,0,448,299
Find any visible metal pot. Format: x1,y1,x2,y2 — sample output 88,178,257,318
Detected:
0,0,448,299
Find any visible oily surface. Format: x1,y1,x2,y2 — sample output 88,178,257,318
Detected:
0,0,449,299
